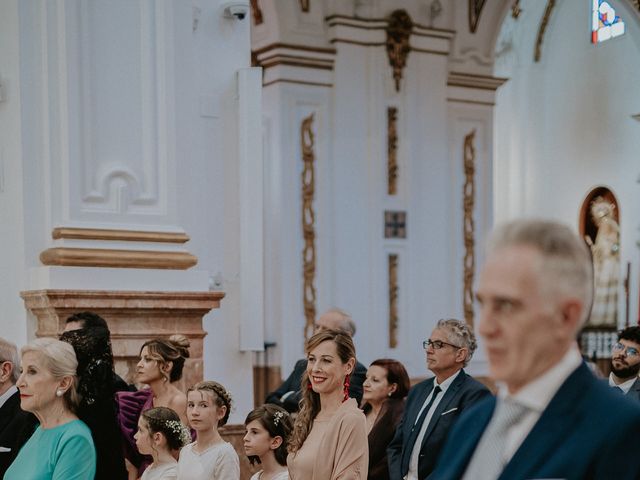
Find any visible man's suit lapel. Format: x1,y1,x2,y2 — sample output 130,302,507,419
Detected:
0,392,19,433
401,379,435,471
629,377,640,400
498,364,591,480
419,371,466,450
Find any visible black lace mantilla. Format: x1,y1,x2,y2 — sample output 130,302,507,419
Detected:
59,326,116,406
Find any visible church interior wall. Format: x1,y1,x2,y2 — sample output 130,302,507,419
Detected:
0,0,258,422
494,0,640,327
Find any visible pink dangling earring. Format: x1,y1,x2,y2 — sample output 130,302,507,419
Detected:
307,380,313,391
343,376,350,402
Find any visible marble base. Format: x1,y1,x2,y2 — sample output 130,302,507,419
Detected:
20,289,224,391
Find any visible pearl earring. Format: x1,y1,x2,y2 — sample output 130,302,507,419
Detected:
56,389,64,397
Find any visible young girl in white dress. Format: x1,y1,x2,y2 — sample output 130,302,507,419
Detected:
244,404,292,480
135,407,190,480
177,381,240,479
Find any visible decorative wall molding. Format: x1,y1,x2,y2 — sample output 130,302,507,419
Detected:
326,15,453,55
301,114,317,340
75,1,171,217
469,0,487,33
51,227,189,243
447,72,508,91
252,43,336,87
386,10,414,92
300,0,310,13
463,130,476,328
388,254,399,348
534,0,556,63
387,107,399,195
39,248,197,270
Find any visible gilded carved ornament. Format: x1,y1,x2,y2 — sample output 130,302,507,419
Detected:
386,10,413,92
388,254,399,348
469,0,487,33
301,114,317,340
463,130,476,328
534,0,556,62
387,107,398,195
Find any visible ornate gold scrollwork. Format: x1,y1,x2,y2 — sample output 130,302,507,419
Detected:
386,10,413,92
463,130,476,328
534,0,556,62
512,0,522,19
250,0,263,25
469,0,487,33
389,254,399,348
300,0,309,13
388,107,398,195
301,114,317,340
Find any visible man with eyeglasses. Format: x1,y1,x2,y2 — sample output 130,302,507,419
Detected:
387,318,490,480
609,326,640,400
431,219,640,480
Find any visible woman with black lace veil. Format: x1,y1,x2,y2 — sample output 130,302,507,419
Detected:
59,314,128,480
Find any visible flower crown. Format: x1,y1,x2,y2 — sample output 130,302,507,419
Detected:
273,410,288,427
165,419,191,446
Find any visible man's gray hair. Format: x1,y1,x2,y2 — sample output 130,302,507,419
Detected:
325,307,356,337
437,318,477,366
487,219,593,327
0,337,20,384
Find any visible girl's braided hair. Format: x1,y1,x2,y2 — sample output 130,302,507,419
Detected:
187,381,233,426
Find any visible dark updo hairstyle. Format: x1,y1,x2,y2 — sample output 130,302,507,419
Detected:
140,406,189,451
361,358,410,414
244,404,292,466
187,381,233,427
141,335,190,383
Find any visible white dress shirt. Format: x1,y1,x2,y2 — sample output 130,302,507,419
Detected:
406,370,462,480
608,373,637,394
495,347,582,463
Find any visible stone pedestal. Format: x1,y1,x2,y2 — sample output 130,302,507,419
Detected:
20,289,224,391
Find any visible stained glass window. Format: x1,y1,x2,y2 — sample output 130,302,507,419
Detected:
592,0,625,43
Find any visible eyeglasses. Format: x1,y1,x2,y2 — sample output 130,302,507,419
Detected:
612,342,640,357
423,339,462,350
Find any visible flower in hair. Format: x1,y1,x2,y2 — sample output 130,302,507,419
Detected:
273,410,287,427
165,419,191,446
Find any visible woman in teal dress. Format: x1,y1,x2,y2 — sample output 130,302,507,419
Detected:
4,338,96,480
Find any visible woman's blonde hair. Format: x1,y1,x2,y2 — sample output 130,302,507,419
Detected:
288,329,355,453
21,338,81,412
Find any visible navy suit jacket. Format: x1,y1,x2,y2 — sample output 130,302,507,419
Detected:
431,363,640,480
0,390,38,477
265,358,367,412
387,369,490,480
626,377,640,401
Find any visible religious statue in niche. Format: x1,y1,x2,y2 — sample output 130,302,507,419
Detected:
585,196,620,327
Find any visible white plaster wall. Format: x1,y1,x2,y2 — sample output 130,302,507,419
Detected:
494,0,640,326
1,0,257,420
0,0,28,347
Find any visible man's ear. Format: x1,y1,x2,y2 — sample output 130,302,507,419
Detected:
0,361,13,384
455,347,468,364
559,298,583,337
